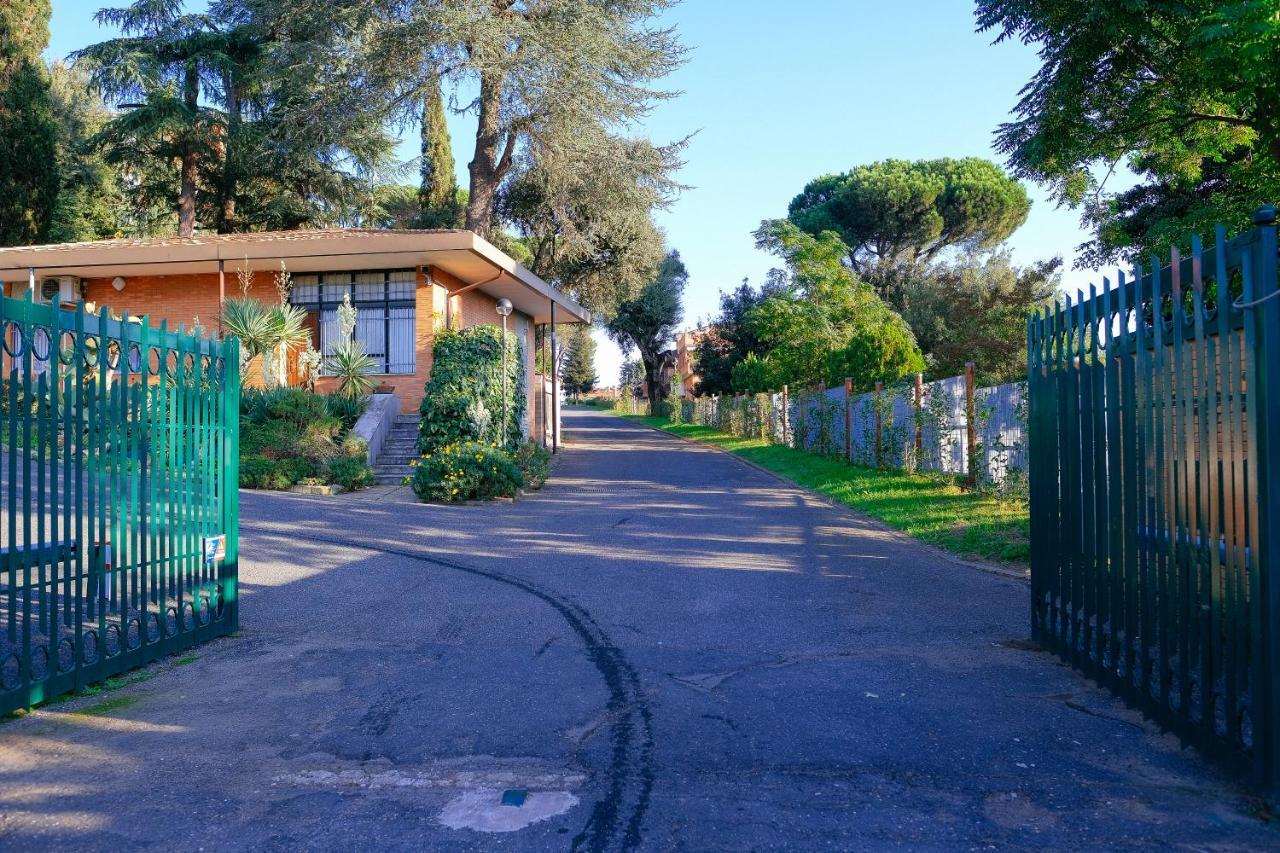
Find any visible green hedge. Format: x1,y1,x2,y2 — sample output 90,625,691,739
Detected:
419,325,525,454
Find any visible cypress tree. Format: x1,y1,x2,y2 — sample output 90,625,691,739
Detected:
0,0,59,246
417,77,460,228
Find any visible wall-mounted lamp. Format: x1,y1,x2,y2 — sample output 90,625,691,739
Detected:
112,276,126,292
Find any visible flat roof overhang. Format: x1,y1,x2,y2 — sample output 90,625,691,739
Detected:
0,229,588,325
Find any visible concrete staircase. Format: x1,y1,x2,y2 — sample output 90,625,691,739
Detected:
372,415,421,485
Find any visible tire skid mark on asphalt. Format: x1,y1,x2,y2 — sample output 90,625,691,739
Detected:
242,524,655,853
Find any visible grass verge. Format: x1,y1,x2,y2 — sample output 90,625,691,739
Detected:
624,414,1029,567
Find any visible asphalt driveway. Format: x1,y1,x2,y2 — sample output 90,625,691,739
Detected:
0,408,1274,851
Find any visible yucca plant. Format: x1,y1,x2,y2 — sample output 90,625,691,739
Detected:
327,340,377,398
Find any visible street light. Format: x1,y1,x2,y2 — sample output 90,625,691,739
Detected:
495,298,513,444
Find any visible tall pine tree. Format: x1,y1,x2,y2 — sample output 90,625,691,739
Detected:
560,325,598,402
0,0,59,246
417,77,460,228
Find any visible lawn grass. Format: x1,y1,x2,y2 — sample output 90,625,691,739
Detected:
624,414,1029,567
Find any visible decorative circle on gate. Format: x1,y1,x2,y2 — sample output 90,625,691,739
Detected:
82,630,99,664
166,350,180,379
30,644,49,680
1,322,24,358
182,602,196,631
146,612,161,641
58,331,77,366
147,347,162,376
81,335,100,368
0,654,19,691
183,352,196,376
105,623,121,657
165,606,178,636
213,357,225,382
127,618,142,650
211,585,224,618
32,327,52,367
105,340,121,371
127,343,143,374
197,594,210,626
200,354,212,378
58,638,75,673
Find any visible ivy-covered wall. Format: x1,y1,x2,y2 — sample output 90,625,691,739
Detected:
418,324,526,453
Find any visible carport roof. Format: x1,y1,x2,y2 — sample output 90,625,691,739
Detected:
0,228,588,324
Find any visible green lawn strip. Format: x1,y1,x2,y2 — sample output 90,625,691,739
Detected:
623,414,1029,566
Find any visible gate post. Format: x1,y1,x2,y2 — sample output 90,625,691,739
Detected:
1247,206,1280,797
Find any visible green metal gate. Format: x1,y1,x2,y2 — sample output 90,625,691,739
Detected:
1028,210,1280,793
1,293,239,714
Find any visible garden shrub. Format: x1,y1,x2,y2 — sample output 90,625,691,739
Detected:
327,455,375,491
240,456,296,490
419,325,525,454
239,387,368,490
324,393,367,431
514,441,551,490
410,441,524,503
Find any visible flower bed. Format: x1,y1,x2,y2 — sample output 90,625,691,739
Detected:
239,388,375,491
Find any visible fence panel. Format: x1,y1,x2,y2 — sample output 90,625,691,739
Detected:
976,381,1027,486
920,375,967,475
1028,214,1280,793
0,294,240,714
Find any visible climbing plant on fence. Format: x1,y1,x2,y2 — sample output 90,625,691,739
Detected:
679,365,1029,494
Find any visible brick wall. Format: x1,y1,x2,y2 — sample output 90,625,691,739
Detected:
69,264,542,429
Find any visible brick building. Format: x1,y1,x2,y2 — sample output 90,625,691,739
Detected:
0,229,587,448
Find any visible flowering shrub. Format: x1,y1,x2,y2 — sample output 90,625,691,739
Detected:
410,441,524,503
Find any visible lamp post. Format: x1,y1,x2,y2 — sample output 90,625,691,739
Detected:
495,298,513,444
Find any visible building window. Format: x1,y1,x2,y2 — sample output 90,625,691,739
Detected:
289,270,416,375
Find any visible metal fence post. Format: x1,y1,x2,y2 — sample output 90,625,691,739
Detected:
874,381,883,468
914,373,924,459
965,362,978,486
781,384,789,447
843,377,853,460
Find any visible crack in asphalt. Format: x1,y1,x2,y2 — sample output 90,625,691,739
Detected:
241,523,655,853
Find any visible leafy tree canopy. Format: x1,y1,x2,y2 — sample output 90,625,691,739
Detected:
349,0,687,237
501,128,682,316
606,250,687,411
787,157,1030,273
746,221,924,391
895,252,1059,385
977,0,1280,266
692,279,777,397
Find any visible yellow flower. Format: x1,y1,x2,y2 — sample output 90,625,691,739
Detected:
451,488,459,495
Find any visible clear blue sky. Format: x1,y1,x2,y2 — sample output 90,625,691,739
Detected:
47,1,1112,384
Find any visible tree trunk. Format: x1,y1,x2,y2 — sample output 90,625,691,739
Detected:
178,61,200,238
465,69,511,237
642,354,663,415
218,72,242,234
